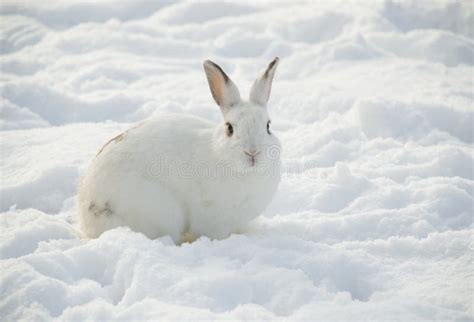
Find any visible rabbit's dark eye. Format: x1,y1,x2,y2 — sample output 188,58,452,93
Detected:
225,122,233,137
267,120,271,135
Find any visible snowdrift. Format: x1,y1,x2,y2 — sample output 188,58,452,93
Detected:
1,0,473,320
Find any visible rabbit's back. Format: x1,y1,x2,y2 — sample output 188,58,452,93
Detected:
89,114,214,185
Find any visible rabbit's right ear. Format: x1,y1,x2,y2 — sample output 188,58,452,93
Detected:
203,60,241,111
249,57,279,107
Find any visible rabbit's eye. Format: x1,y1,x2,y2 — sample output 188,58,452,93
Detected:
267,120,271,135
225,122,233,137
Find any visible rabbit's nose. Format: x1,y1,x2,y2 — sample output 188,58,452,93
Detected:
245,150,260,166
245,150,260,157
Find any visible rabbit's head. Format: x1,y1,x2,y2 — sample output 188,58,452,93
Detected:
204,58,281,173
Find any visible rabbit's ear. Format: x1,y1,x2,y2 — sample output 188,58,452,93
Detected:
249,57,279,107
203,60,241,110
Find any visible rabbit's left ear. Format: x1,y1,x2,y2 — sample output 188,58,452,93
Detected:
203,60,241,110
249,57,279,107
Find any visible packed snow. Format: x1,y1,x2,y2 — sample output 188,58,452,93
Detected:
1,0,473,320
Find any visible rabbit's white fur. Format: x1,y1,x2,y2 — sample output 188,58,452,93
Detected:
78,58,281,243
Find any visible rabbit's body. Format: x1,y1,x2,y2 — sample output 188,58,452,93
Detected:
79,113,280,241
79,58,281,243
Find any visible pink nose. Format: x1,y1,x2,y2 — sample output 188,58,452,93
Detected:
244,150,260,157
245,150,260,165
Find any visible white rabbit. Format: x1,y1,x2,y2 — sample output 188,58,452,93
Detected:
78,58,281,243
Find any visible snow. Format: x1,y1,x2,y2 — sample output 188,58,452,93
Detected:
1,0,473,320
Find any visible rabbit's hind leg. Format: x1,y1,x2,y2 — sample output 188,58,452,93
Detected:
79,173,186,243
79,199,126,239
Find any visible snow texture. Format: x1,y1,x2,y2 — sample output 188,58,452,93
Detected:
1,0,473,320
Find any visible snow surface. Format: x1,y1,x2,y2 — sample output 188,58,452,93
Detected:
1,0,473,320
